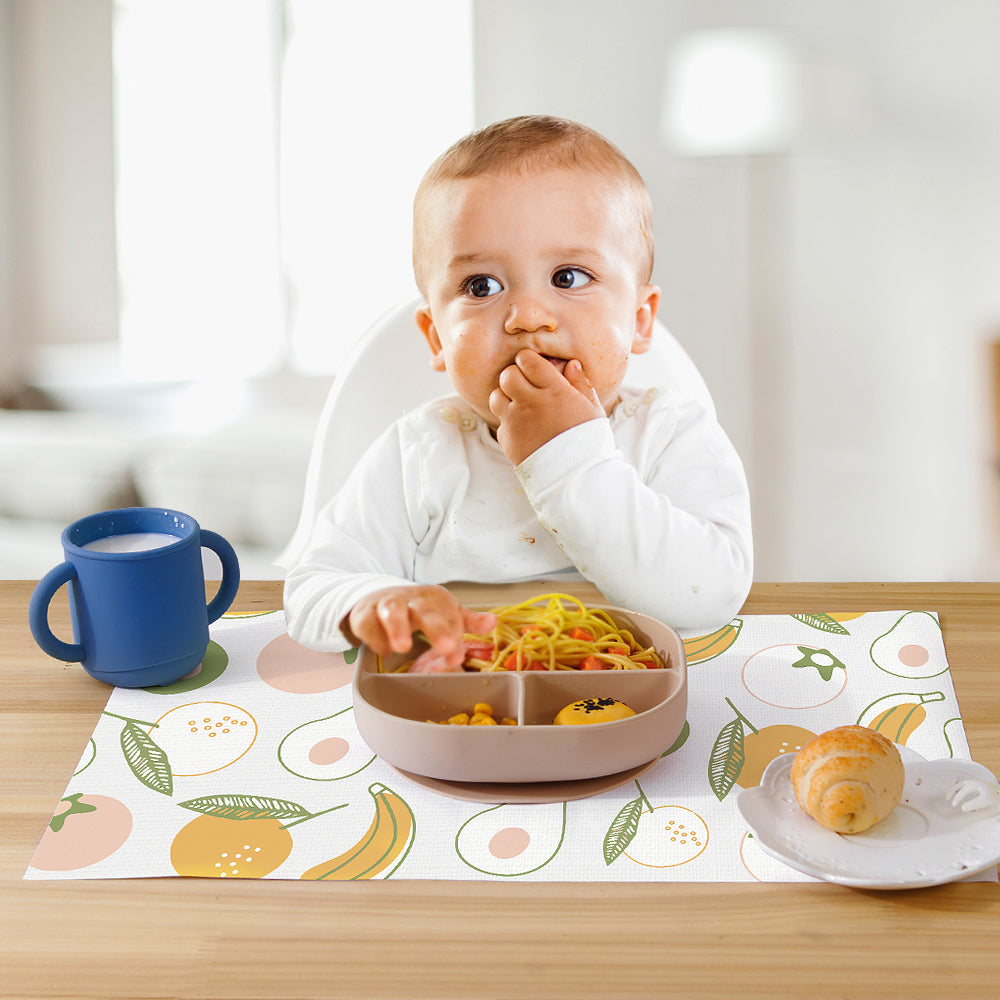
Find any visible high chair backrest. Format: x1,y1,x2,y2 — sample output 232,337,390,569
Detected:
277,296,715,569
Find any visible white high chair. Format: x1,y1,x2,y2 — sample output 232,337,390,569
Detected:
277,296,715,569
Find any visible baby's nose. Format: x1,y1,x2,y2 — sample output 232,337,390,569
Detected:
503,294,556,334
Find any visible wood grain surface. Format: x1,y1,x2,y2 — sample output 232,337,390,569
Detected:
3,580,999,1000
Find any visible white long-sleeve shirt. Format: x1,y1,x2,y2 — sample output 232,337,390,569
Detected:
284,385,752,650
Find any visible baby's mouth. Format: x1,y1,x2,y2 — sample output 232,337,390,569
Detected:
540,354,569,374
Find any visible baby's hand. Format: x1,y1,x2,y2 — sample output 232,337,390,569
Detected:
489,350,605,465
344,584,498,670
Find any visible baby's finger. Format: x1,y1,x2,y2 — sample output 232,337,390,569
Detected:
497,362,532,396
488,385,511,419
514,349,557,386
417,622,465,668
375,596,419,653
564,359,601,404
464,610,499,635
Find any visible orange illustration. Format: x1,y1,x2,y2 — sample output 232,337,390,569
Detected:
170,814,293,877
736,724,817,788
622,804,709,868
149,702,258,777
710,699,817,800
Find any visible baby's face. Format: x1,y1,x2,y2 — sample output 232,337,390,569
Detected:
415,167,659,428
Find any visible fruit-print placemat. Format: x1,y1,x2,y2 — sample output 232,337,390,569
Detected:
24,608,993,883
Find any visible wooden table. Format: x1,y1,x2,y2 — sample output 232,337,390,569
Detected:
3,580,999,1000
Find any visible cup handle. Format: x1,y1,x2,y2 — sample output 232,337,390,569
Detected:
28,562,85,662
201,530,241,623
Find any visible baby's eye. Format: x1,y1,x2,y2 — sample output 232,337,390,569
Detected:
552,267,592,290
464,275,503,299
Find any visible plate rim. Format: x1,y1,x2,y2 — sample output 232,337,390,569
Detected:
737,748,1000,889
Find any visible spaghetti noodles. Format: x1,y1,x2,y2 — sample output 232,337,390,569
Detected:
402,592,666,672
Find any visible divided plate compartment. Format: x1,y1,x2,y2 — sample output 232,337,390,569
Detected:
351,606,688,784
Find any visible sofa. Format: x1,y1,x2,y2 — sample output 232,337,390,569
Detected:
0,405,316,581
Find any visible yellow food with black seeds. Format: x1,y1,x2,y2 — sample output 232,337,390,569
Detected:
553,697,636,726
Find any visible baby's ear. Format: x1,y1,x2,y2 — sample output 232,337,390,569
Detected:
630,284,660,355
415,305,447,371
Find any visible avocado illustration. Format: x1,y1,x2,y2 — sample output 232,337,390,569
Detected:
277,706,376,781
142,641,228,694
455,801,567,877
870,612,947,679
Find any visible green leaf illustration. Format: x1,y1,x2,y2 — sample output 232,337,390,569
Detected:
603,797,643,865
708,716,745,801
120,721,173,796
661,718,691,758
178,794,313,821
791,613,850,635
344,647,359,664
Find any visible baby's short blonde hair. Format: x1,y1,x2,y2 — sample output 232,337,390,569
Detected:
412,115,654,294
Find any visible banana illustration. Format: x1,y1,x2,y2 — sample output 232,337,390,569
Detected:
300,782,415,880
683,618,742,665
856,691,945,744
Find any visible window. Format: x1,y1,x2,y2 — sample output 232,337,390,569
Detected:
112,0,473,380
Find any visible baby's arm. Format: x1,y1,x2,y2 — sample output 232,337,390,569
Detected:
344,584,497,670
515,393,753,630
283,412,497,658
489,350,605,465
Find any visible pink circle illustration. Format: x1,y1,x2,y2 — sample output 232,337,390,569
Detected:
257,633,355,693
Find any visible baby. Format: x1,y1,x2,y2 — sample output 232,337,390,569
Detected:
284,115,753,668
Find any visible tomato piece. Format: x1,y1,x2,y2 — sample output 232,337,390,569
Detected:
568,627,594,641
580,655,605,671
462,641,497,663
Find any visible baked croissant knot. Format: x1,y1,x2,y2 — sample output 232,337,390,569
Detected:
790,725,905,834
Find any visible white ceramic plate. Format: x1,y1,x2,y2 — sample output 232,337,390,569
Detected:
737,746,1000,889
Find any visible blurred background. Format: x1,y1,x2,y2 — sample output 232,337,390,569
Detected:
1,0,998,582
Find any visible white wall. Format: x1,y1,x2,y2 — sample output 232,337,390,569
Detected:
2,0,999,582
472,0,1000,582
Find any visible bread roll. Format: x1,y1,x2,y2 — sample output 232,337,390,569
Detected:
790,725,904,834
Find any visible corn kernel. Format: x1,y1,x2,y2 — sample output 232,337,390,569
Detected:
447,712,470,725
473,702,493,716
469,714,497,725
501,717,517,726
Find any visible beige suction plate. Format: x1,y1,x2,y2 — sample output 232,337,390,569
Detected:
352,605,688,789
